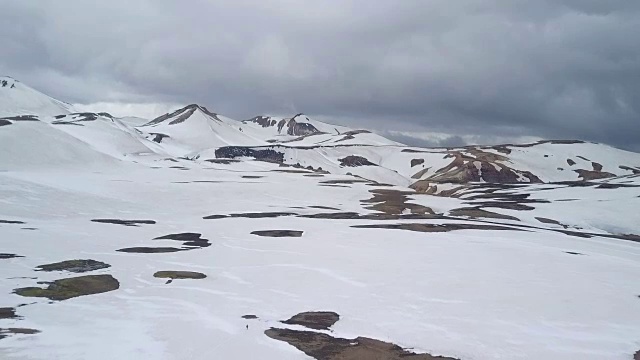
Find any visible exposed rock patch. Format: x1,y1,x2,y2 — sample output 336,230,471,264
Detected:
0,328,40,340
117,247,184,253
265,328,459,360
282,311,340,330
242,314,258,319
353,223,520,233
574,169,616,181
338,155,376,167
36,259,111,273
215,146,284,163
411,158,425,167
362,189,434,215
91,219,156,227
449,207,519,221
14,274,120,301
204,212,296,220
153,232,210,249
0,254,24,259
153,271,206,280
0,308,19,319
0,219,25,224
565,252,584,255
251,230,304,237
0,119,11,126
567,159,576,166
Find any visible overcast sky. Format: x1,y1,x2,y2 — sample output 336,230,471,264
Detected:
2,0,639,150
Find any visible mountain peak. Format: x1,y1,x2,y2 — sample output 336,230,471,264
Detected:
142,103,221,127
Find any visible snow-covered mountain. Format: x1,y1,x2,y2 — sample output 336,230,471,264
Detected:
0,76,73,117
1,78,640,360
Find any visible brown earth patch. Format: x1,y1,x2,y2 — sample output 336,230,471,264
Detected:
535,217,568,228
0,220,25,224
321,179,371,185
449,207,519,221
36,259,111,273
591,162,603,171
272,169,314,174
0,308,19,320
152,232,211,249
117,247,185,253
0,254,24,259
469,201,535,211
574,169,616,181
14,274,119,301
0,328,40,340
204,212,296,220
265,328,459,360
338,155,377,167
619,165,640,174
153,271,206,279
309,206,341,211
251,230,304,237
362,189,434,215
91,219,156,227
282,311,340,330
205,159,241,164
352,223,520,233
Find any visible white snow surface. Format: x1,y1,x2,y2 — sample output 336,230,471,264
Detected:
1,79,640,360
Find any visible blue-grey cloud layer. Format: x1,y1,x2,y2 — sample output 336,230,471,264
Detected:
1,0,639,150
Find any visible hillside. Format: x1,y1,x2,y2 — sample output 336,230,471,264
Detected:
1,78,639,360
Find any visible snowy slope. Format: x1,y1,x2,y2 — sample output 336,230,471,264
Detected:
0,76,73,117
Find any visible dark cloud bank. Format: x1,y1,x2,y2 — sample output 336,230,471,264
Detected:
1,0,639,150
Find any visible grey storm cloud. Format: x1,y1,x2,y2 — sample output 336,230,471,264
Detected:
1,0,639,150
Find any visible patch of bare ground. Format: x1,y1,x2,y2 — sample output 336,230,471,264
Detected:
0,308,19,319
265,328,459,360
282,311,340,330
565,251,584,255
574,169,616,181
242,314,258,319
304,174,325,177
411,158,425,167
153,271,206,280
338,155,376,167
251,230,304,237
91,219,156,227
14,274,119,301
204,159,240,164
117,247,185,253
241,175,264,179
321,179,371,185
154,232,211,248
0,219,25,224
352,223,520,233
36,259,111,273
309,206,341,211
449,207,519,221
272,169,315,174
620,165,640,174
362,189,434,215
0,328,40,340
567,159,576,166
468,201,535,211
0,254,24,259
535,217,568,228
203,212,296,219
320,184,351,188
634,349,640,360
